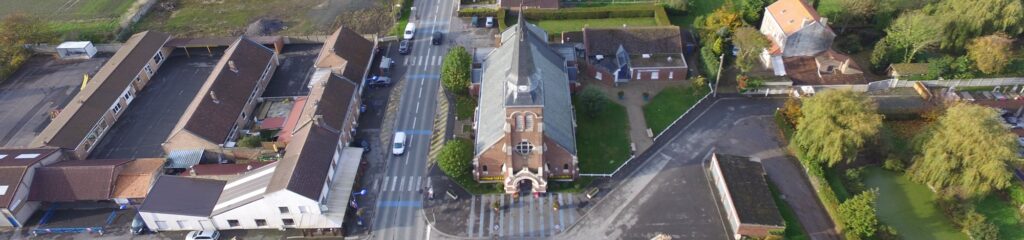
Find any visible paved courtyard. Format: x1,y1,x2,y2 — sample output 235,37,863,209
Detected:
0,54,109,148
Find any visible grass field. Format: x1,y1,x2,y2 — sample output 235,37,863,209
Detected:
574,94,631,174
863,167,968,240
667,0,724,27
642,86,707,135
135,0,385,37
534,17,657,38
975,195,1024,239
1,0,135,42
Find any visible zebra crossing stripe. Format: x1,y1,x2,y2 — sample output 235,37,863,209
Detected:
467,195,475,236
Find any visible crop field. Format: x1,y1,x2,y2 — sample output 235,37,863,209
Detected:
135,0,391,37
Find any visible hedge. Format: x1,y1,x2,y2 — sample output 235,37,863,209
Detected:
521,5,669,25
456,8,507,31
700,44,720,82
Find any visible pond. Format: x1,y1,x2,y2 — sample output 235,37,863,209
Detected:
862,167,967,240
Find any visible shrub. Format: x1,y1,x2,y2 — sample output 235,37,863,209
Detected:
438,139,474,180
835,34,863,53
700,44,721,81
964,210,999,240
780,97,802,126
441,46,472,95
577,86,608,118
882,156,905,172
457,8,499,17
653,6,671,26
238,135,261,148
690,75,707,89
839,189,879,238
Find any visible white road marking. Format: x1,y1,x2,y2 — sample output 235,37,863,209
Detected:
467,196,476,236
415,102,420,113
415,177,422,190
398,176,406,192
404,57,409,65
390,176,398,192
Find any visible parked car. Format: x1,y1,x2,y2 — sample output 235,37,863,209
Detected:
130,214,148,235
398,40,411,55
471,15,480,27
432,31,444,45
185,230,220,240
403,23,416,39
368,76,392,88
392,131,407,156
485,17,495,28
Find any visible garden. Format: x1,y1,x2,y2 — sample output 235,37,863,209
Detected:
776,90,1024,240
574,86,632,174
642,85,708,135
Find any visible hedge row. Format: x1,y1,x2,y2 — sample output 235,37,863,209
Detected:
700,44,720,81
521,5,669,25
456,8,507,31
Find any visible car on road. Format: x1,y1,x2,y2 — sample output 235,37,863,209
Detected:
404,23,416,39
392,131,407,156
432,31,444,45
398,40,411,55
485,17,495,28
130,214,148,235
185,230,220,240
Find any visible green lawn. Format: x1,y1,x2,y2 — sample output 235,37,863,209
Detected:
642,86,707,135
768,181,810,240
667,0,724,27
974,195,1024,239
574,96,631,174
535,17,657,38
863,167,968,240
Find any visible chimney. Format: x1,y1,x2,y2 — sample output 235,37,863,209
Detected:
228,60,238,73
210,91,221,104
667,56,673,62
820,17,828,26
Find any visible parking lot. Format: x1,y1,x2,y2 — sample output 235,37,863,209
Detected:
0,54,109,148
88,49,223,159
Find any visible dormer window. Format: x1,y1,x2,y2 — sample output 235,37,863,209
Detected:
515,141,534,155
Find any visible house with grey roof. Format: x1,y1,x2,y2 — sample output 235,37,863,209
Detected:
758,0,865,85
163,37,279,152
32,31,173,160
708,153,785,239
473,18,578,194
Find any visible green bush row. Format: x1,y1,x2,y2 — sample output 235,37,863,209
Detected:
699,44,720,81
521,5,666,22
0,48,29,83
456,8,507,31
653,6,671,26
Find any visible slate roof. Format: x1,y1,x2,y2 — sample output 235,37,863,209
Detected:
316,26,375,82
33,31,171,150
713,154,785,227
582,26,683,57
29,159,133,202
267,74,358,200
139,175,225,217
477,20,576,154
177,37,276,144
766,0,823,35
0,148,61,208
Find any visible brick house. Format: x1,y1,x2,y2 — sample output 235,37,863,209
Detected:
563,26,688,85
708,153,786,239
758,0,865,85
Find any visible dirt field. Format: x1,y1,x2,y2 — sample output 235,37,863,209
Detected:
135,0,394,37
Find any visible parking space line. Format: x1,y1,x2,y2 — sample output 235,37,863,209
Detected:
499,195,506,237
467,195,476,237
477,195,486,237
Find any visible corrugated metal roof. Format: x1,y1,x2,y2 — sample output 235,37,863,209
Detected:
166,149,204,169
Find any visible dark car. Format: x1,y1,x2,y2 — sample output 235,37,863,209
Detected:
471,15,479,27
367,76,392,88
398,40,411,55
131,214,149,235
432,31,443,45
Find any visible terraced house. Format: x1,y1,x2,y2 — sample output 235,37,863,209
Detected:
474,19,578,194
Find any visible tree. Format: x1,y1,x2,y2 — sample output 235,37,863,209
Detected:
834,0,878,31
661,0,689,11
736,0,770,25
883,11,941,63
930,0,1024,50
910,103,1016,198
702,6,743,35
577,87,607,118
441,46,471,95
793,90,882,167
0,13,56,45
967,34,1014,75
965,210,1000,240
438,139,474,180
732,27,770,73
839,190,879,238
781,97,802,126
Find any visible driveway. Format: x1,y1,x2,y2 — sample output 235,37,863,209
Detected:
714,115,841,240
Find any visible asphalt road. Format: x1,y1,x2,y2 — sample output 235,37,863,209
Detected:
369,0,458,239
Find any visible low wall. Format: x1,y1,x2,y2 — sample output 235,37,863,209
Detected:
24,43,123,54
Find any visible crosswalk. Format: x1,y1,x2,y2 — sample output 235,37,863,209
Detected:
464,193,583,238
377,176,431,193
401,56,444,67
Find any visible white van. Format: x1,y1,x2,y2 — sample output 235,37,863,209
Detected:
392,132,407,156
404,23,416,40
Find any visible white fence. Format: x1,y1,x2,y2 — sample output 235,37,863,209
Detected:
25,43,123,54
742,77,1024,96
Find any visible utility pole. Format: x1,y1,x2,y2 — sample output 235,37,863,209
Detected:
713,53,725,98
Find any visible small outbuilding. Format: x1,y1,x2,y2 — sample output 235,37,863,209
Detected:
56,41,97,59
709,153,786,239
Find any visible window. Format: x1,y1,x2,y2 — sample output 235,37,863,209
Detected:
298,206,309,214
669,71,674,79
282,218,294,226
111,103,122,114
482,165,488,172
651,71,659,80
123,90,134,103
525,114,535,131
514,141,534,155
278,207,289,214
143,64,153,76
153,51,164,64
515,115,525,132
564,164,569,169
227,219,239,227
134,75,142,82
255,219,267,227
